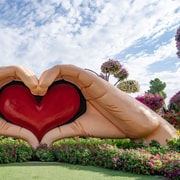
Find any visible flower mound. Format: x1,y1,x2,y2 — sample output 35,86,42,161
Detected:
163,111,180,129
169,90,180,113
0,137,180,180
175,27,180,58
101,59,122,74
114,68,129,81
136,93,164,112
51,139,180,180
117,80,140,93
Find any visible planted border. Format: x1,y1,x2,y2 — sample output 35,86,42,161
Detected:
0,137,179,180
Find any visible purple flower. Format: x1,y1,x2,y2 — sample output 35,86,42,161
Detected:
176,41,180,50
114,68,129,80
170,91,180,104
136,93,164,112
169,90,180,113
175,27,180,58
101,59,122,74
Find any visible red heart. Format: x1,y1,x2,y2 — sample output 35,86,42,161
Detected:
0,81,82,141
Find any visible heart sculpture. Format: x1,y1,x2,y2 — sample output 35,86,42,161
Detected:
0,80,86,141
0,65,178,148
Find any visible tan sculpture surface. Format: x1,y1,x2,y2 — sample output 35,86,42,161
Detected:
0,65,178,148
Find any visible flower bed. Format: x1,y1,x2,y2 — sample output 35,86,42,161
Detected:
0,137,179,179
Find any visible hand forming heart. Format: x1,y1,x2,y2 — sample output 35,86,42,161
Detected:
0,80,85,142
0,65,178,148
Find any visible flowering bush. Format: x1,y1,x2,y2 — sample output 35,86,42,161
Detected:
1,137,180,179
161,91,180,129
160,152,180,179
175,27,180,58
53,143,92,165
114,68,129,81
98,59,140,93
136,93,164,112
101,59,122,75
35,143,54,162
162,111,180,129
169,90,180,113
167,137,180,152
117,80,140,93
52,138,180,179
0,137,32,163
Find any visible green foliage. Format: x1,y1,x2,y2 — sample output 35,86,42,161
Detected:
53,143,92,165
0,138,32,163
149,140,161,148
166,138,180,152
147,78,167,99
0,162,160,180
52,138,180,179
0,137,180,179
35,143,54,162
103,138,147,149
162,111,180,129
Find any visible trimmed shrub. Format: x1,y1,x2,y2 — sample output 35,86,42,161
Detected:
35,143,54,162
0,138,32,163
0,137,180,179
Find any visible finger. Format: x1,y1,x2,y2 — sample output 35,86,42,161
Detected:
0,66,39,148
39,65,160,135
0,65,38,95
0,118,39,148
37,65,62,95
41,102,178,146
37,65,177,145
144,120,178,145
41,102,126,146
39,64,106,97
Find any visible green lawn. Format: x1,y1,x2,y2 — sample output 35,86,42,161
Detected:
0,162,165,180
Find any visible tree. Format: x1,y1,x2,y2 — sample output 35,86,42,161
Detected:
100,59,140,93
147,78,167,99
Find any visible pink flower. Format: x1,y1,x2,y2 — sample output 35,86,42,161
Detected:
101,59,122,74
114,68,129,80
175,27,180,58
136,93,164,112
148,162,154,168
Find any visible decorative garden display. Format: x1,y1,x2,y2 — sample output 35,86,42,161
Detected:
0,65,178,148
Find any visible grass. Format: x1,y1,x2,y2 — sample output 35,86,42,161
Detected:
0,162,165,180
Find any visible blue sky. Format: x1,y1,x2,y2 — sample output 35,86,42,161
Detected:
0,0,179,103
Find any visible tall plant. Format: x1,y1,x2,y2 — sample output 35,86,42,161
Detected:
147,78,167,99
100,59,140,93
175,26,180,58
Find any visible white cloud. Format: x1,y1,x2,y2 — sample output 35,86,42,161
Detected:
0,0,179,101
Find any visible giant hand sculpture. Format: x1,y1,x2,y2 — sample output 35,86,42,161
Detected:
0,66,39,148
0,65,178,148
